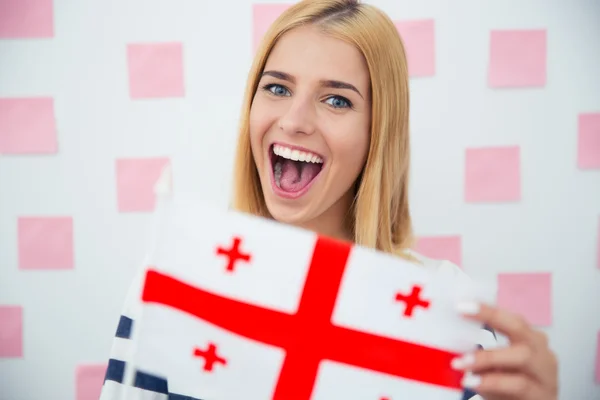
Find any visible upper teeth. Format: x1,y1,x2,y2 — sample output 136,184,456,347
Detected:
273,144,323,163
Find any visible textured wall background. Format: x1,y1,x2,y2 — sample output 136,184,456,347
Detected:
0,0,599,399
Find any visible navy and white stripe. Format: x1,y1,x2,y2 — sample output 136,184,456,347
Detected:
101,315,202,400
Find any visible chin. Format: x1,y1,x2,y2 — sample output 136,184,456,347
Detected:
263,194,316,226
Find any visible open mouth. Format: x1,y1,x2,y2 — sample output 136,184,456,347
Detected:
269,143,324,196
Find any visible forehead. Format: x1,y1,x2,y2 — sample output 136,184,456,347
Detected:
264,25,369,87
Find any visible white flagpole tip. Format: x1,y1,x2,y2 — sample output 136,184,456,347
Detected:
154,163,173,196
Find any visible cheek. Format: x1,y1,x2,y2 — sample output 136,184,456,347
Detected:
330,124,370,178
249,105,267,164
249,100,274,145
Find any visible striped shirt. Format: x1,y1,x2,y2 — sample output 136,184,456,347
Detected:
99,254,497,400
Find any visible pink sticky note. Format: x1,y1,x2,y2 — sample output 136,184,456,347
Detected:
127,42,185,99
252,4,292,52
0,0,54,38
0,97,57,154
414,235,462,267
76,364,107,400
577,112,600,169
595,331,600,383
0,305,23,358
18,216,73,270
395,19,436,77
488,29,547,88
497,272,552,326
116,157,171,212
465,146,521,203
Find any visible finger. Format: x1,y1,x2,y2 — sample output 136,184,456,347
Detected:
451,344,534,374
462,371,543,399
457,301,533,343
532,329,550,348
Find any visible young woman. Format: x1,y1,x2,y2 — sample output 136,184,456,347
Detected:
101,1,558,399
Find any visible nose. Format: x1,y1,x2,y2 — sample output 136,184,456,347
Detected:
278,96,316,136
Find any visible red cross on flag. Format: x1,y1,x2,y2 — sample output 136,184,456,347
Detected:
128,194,489,399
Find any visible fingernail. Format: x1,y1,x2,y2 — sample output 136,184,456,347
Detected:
461,373,481,388
456,301,480,315
451,353,475,370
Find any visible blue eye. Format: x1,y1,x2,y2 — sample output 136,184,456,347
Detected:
325,96,352,109
262,83,352,109
264,84,290,97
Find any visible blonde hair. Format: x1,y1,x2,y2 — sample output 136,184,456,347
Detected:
231,0,414,258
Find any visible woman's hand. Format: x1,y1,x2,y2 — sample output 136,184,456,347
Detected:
451,302,559,400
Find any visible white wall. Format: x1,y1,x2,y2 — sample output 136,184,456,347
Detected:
0,0,599,399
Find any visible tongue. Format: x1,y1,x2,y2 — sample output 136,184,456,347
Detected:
280,159,320,192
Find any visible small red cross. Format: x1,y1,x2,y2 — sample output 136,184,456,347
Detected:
394,285,430,317
216,236,251,272
193,342,227,372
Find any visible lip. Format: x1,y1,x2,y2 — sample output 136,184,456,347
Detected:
267,143,325,200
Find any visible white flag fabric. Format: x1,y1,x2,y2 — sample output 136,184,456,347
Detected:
121,193,492,400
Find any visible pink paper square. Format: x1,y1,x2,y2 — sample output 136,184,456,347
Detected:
0,305,23,358
18,216,74,270
595,331,600,383
0,97,57,154
116,157,171,212
465,146,521,202
395,19,436,77
414,235,462,267
488,29,547,88
497,272,552,327
75,364,107,400
127,42,185,99
0,0,54,38
577,112,600,169
252,4,292,52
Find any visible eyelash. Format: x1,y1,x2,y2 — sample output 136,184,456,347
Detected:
261,83,354,110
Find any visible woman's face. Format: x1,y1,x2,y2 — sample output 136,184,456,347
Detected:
249,25,371,236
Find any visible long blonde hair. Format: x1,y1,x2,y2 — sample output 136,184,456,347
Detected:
231,0,414,258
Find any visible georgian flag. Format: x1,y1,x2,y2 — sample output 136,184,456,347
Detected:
125,193,489,400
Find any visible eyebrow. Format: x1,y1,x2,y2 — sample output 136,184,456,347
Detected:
262,70,364,99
